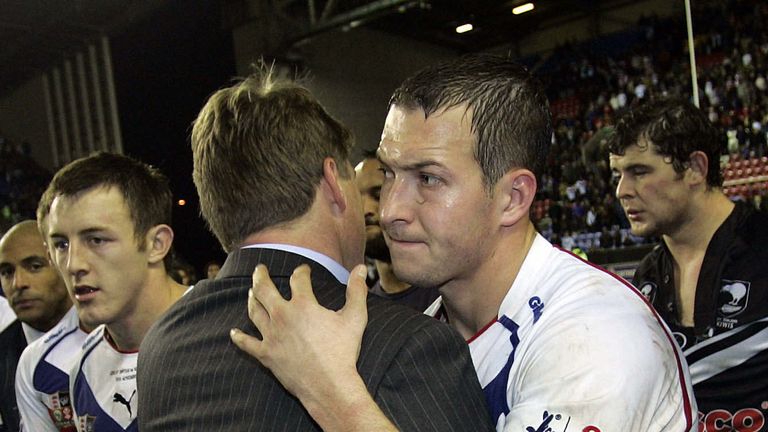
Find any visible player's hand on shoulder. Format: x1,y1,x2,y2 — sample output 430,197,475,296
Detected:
230,263,369,405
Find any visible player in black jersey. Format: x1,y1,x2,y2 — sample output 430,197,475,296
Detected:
609,98,768,432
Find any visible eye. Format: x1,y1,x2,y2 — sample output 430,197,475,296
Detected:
610,172,621,186
52,239,69,252
0,267,12,278
87,236,107,246
28,261,45,272
379,167,393,179
419,173,442,187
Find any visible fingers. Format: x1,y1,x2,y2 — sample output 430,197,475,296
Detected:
247,288,270,330
230,328,264,359
251,264,284,316
342,264,369,327
289,264,317,302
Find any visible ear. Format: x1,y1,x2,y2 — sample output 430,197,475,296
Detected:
319,157,348,216
495,169,537,227
686,151,709,186
146,224,174,265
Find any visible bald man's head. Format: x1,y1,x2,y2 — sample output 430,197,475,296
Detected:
0,220,71,331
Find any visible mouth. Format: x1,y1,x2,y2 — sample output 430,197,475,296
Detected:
12,298,38,310
387,236,425,248
73,285,100,302
625,209,643,221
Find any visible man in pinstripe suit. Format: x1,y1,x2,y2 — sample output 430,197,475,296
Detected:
137,70,494,431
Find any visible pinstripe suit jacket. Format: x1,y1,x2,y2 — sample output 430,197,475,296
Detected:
0,320,25,432
138,248,493,431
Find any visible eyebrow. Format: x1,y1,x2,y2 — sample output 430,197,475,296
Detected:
377,154,447,172
612,162,650,172
48,227,108,240
21,255,46,263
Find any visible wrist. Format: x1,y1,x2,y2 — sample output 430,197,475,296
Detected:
303,372,392,431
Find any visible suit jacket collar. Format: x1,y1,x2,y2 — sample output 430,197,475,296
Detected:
218,247,337,282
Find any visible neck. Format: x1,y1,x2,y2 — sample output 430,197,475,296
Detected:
374,260,410,294
442,222,538,339
663,191,734,261
106,271,187,351
239,210,359,271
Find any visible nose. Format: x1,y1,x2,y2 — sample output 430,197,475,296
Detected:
380,177,414,229
65,242,88,279
614,174,633,201
11,270,30,293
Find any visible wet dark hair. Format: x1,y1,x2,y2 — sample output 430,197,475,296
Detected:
609,97,724,187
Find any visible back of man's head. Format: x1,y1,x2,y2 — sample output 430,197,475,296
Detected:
389,54,552,189
608,97,724,188
37,152,174,268
192,68,354,252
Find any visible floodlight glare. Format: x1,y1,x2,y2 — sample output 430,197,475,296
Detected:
513,3,535,15
456,23,473,33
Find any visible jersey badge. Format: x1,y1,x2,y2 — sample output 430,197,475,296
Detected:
719,280,750,317
46,391,77,431
78,414,96,432
637,282,657,303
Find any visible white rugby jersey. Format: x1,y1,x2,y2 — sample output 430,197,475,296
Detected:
16,307,86,432
69,325,137,432
426,234,697,432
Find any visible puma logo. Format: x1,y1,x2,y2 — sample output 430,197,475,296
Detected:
113,390,136,417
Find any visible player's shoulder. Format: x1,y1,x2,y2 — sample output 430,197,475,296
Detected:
20,310,81,365
73,325,107,366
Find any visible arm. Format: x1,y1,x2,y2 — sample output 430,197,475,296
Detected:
230,264,398,432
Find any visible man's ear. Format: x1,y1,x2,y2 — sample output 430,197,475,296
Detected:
687,150,709,186
495,169,537,227
146,224,174,265
319,157,348,215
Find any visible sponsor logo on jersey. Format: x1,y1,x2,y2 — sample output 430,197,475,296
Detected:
113,389,137,418
528,296,545,323
697,407,765,432
637,282,657,303
524,410,600,432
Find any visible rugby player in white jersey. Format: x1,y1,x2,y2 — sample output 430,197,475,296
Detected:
231,54,699,431
39,152,187,432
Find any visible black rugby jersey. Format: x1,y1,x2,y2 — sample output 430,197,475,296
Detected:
633,202,768,432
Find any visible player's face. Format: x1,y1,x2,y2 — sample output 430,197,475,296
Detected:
47,186,152,329
378,105,497,289
0,227,70,331
609,139,692,238
355,158,390,261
